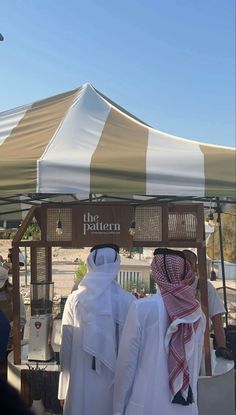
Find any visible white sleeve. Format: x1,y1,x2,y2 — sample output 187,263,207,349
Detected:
207,281,225,319
113,302,141,415
58,295,74,400
19,252,25,264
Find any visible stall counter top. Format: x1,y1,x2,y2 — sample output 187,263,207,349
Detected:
8,343,60,371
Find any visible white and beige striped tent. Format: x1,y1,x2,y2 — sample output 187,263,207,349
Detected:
0,83,235,199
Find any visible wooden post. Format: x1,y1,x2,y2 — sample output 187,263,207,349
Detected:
197,245,212,376
12,245,21,364
162,204,168,245
47,247,52,283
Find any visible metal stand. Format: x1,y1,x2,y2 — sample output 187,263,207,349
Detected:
216,197,228,327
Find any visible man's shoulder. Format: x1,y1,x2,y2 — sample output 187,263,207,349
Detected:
135,294,163,312
113,283,135,302
133,294,165,327
65,290,80,306
207,280,218,296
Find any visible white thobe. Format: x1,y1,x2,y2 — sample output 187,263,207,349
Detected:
58,283,134,415
113,294,206,415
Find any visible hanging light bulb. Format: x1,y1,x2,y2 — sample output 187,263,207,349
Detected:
56,220,63,235
129,220,136,236
56,210,63,235
207,211,215,227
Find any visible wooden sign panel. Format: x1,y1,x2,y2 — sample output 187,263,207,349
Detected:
74,204,135,247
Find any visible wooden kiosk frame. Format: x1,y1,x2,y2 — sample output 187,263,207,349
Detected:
11,200,211,374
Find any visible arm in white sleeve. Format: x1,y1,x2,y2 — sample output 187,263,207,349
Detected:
113,302,141,415
207,281,225,319
58,295,74,400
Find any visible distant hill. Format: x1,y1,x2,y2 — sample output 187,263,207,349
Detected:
207,207,236,263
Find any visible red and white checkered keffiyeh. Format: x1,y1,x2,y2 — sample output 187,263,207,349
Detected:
151,253,201,403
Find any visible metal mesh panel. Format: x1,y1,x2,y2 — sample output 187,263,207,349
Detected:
168,213,197,240
134,206,162,241
47,208,72,241
35,247,47,282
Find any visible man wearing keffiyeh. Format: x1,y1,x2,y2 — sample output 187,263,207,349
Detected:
151,249,203,405
113,248,206,415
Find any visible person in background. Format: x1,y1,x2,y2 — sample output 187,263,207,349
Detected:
182,250,233,360
113,248,206,415
0,264,26,380
18,248,25,267
0,254,4,264
0,307,11,379
58,244,134,415
0,264,26,347
7,248,12,261
0,309,10,363
6,247,25,270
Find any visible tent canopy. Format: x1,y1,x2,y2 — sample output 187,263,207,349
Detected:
0,83,235,200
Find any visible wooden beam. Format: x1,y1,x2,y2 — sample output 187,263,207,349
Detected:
12,206,37,243
12,246,21,364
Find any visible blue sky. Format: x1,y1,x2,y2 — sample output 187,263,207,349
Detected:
0,0,235,147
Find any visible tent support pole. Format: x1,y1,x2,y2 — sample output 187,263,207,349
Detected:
216,198,228,327
198,245,212,376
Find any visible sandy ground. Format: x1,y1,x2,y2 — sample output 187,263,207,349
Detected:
1,239,235,292
1,239,91,298
0,239,90,264
0,239,11,260
1,238,235,302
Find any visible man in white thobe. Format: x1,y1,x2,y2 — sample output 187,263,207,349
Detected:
113,248,206,415
183,250,233,360
58,244,134,415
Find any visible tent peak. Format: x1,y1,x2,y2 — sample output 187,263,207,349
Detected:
81,82,93,88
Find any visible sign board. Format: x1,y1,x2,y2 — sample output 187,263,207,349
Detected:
74,204,135,247
36,202,204,248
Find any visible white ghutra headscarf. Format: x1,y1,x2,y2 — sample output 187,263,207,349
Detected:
76,246,121,373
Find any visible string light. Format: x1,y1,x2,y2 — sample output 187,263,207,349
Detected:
56,209,63,236
129,220,136,236
208,211,215,227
